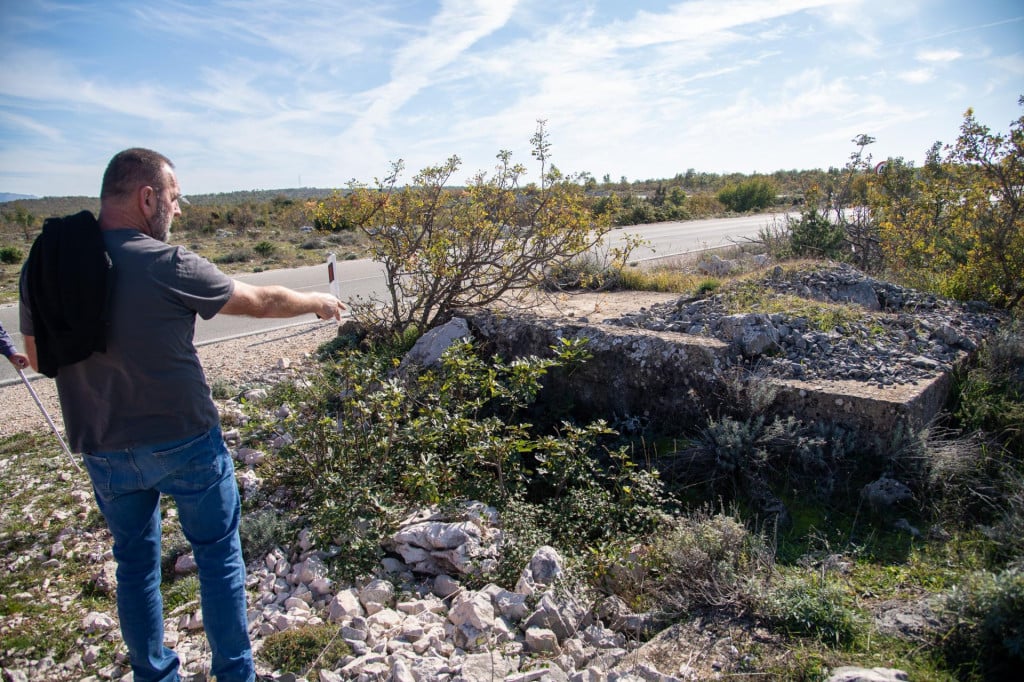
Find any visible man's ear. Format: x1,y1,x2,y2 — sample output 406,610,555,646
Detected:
138,185,156,219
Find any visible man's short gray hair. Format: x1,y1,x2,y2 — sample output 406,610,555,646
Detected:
100,148,175,201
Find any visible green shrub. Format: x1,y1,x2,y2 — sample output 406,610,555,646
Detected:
268,338,668,583
239,509,295,564
760,574,864,647
696,278,720,295
162,575,200,612
210,379,240,400
260,623,351,679
939,568,1024,680
254,240,277,257
717,178,777,213
0,246,23,264
789,208,846,259
490,496,554,589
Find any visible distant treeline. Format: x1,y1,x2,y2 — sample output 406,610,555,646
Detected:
1,166,852,240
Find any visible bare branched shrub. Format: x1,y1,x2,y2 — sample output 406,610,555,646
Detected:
644,505,772,617
317,121,638,333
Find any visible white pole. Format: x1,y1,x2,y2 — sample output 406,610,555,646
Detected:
16,368,81,471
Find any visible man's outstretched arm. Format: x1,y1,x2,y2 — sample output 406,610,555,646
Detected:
219,280,345,320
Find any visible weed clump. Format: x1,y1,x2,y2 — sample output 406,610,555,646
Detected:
758,573,864,647
938,568,1024,680
643,506,771,616
260,624,351,680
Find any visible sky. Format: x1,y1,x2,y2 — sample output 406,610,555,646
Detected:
0,0,1022,198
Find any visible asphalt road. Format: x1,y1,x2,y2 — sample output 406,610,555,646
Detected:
0,211,790,386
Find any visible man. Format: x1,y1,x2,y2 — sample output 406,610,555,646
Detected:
19,148,344,682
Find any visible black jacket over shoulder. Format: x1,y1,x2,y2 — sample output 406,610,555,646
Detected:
24,211,112,378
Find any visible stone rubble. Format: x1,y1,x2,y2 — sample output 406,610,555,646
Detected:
239,535,661,682
605,262,1003,387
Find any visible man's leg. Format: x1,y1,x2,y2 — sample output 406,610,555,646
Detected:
83,451,179,682
157,427,253,682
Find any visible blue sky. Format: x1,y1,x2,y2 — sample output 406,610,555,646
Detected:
1,0,1022,197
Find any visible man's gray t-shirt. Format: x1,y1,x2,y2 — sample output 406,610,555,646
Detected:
20,229,234,453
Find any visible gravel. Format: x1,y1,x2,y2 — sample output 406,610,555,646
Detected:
603,262,1005,387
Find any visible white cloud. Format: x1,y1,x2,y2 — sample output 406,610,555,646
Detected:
0,111,63,142
916,48,963,63
897,68,935,84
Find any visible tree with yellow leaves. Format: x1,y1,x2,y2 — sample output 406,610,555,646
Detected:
872,98,1023,310
316,121,629,333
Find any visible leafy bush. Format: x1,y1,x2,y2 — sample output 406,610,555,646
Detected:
0,246,23,264
268,337,668,582
939,568,1024,680
607,195,691,226
322,121,635,333
873,100,1024,309
717,178,777,213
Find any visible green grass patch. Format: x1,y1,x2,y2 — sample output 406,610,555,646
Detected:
759,571,865,647
162,575,201,612
259,623,351,680
618,266,700,293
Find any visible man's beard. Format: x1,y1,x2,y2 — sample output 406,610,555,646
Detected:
147,201,173,242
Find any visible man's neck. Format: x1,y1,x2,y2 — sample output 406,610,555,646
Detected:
98,205,146,233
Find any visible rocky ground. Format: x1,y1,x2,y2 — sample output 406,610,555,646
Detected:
0,269,980,681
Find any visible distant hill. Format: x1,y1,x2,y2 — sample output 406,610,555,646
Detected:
0,188,341,217
1,196,100,217
0,193,37,203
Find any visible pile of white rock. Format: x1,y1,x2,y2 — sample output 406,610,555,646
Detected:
233,505,663,681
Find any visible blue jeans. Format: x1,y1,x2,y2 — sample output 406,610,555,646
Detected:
83,426,254,682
